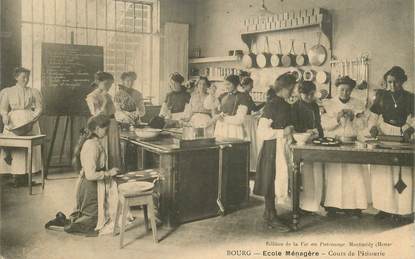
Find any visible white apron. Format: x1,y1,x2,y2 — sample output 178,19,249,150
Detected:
371,121,414,215
300,162,324,212
190,113,214,137
244,115,258,171
322,97,369,209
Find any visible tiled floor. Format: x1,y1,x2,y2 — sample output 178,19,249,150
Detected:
1,172,413,259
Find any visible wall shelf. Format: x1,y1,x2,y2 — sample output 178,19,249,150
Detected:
189,75,224,82
240,12,332,52
189,56,241,64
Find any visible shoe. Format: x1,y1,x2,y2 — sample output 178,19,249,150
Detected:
265,218,291,233
45,212,68,229
326,210,338,218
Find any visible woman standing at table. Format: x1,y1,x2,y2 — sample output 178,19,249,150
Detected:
0,67,43,187
213,75,250,140
113,71,145,127
253,73,297,232
86,71,122,170
291,81,324,213
159,72,191,121
369,66,414,222
239,77,265,172
183,77,215,134
321,76,368,218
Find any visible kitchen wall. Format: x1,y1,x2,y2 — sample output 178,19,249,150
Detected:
192,0,414,92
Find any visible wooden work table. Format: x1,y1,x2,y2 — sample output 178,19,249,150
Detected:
291,144,415,230
120,130,250,228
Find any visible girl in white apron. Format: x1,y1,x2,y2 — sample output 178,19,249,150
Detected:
253,73,297,232
368,66,414,223
321,76,369,218
159,72,191,122
239,77,266,172
291,81,324,213
213,75,250,140
183,77,215,136
0,67,43,187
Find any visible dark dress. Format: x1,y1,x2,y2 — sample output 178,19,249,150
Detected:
165,89,191,114
241,92,266,115
253,96,293,197
218,91,251,116
370,89,414,128
291,100,324,137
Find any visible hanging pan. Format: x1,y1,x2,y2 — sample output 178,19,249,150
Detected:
281,39,297,67
289,68,303,82
256,36,272,68
308,32,327,66
242,39,257,68
296,42,309,66
270,40,283,67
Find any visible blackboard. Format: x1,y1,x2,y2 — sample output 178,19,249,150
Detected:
41,43,104,115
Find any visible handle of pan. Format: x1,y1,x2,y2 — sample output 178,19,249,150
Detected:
278,40,283,54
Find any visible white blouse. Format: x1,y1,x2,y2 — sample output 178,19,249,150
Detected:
80,138,108,181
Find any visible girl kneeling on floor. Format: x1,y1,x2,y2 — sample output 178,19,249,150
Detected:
45,114,120,235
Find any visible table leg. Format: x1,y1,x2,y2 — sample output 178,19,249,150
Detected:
41,144,45,190
291,160,301,231
28,146,33,195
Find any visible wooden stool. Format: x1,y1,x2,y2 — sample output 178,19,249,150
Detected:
113,183,158,248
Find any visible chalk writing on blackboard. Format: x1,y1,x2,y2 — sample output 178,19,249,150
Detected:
41,43,104,116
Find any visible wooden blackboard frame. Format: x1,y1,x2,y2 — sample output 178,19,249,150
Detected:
41,43,104,116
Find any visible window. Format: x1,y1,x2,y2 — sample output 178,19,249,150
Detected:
21,0,160,103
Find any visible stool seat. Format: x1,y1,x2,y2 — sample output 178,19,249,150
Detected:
118,181,154,197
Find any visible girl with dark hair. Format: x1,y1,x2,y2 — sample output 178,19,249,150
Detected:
86,71,122,170
213,74,250,140
159,72,191,121
113,71,145,127
0,67,43,187
291,81,324,213
321,76,368,218
369,66,414,222
46,114,120,235
253,73,296,232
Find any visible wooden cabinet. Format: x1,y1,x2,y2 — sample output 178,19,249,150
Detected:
121,134,249,227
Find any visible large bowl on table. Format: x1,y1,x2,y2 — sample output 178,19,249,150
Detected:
293,132,312,146
134,128,162,139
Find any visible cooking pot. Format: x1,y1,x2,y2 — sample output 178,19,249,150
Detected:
241,39,257,68
281,39,296,67
256,36,271,68
270,40,283,67
295,42,309,66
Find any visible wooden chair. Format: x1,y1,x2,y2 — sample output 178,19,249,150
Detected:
113,183,158,248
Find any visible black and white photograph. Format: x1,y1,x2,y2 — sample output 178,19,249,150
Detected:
0,0,414,258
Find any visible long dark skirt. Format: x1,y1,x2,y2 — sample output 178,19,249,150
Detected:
253,140,276,197
64,176,98,234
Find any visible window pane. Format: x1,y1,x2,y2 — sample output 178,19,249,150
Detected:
87,0,97,28
66,0,77,27
96,0,107,29
21,0,33,22
77,0,87,27
56,0,66,25
76,28,87,45
44,25,56,42
21,23,33,77
106,0,115,30
33,0,44,23
44,0,56,24
115,1,125,31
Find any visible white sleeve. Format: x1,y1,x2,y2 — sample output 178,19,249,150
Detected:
137,92,146,117
183,103,192,121
203,95,220,111
223,105,248,125
80,141,106,181
257,117,284,140
402,114,415,131
321,101,340,132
